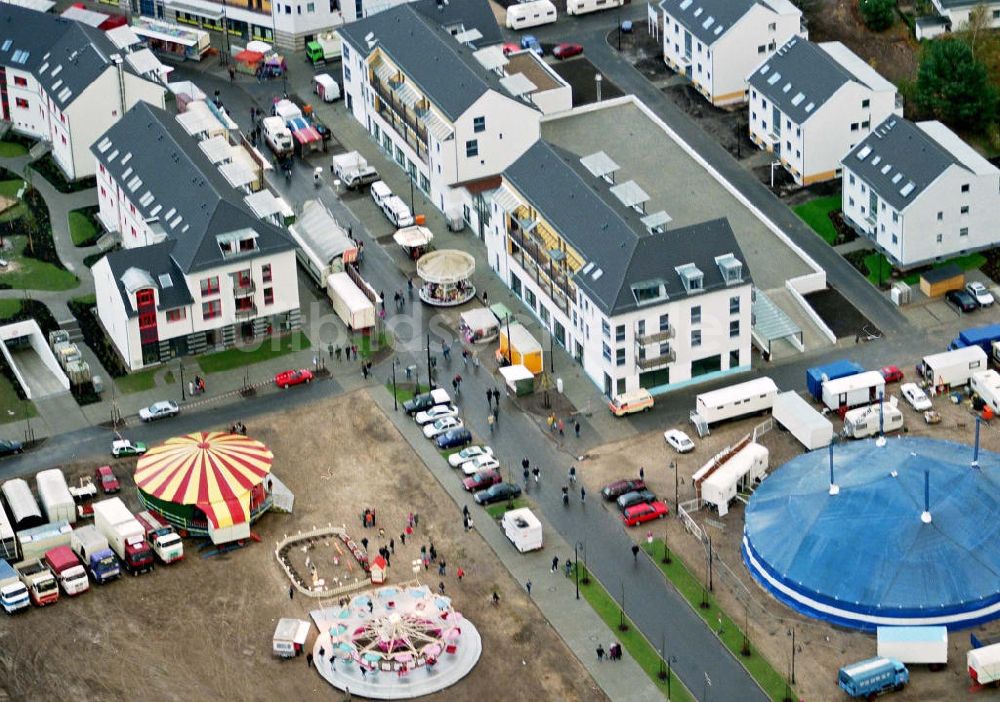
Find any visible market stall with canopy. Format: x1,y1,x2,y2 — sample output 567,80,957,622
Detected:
416,250,475,307
392,225,434,260
460,307,499,344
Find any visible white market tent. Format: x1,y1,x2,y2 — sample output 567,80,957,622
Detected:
243,190,284,219
392,226,434,249
416,249,475,284
772,391,833,450
460,307,499,343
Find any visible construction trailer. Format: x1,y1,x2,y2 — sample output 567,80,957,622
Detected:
772,391,833,450
693,377,778,426
970,369,1000,412
805,359,864,401
820,370,886,412
920,346,987,388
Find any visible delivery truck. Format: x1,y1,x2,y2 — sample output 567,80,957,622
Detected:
44,545,89,596
36,469,77,525
693,377,778,425
821,370,885,413
919,346,987,389
15,558,58,606
971,369,1000,412
838,657,909,698
327,272,376,330
1,478,44,531
93,498,154,575
501,508,543,552
262,115,293,157
842,400,904,439
70,525,120,584
877,626,947,669
0,559,30,614
134,510,184,564
969,642,1000,685
332,151,380,191
305,33,341,64
805,360,863,401
952,323,1000,354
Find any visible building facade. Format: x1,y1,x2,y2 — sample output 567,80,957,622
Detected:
841,117,1000,269
658,0,804,106
929,0,1000,29
747,38,901,185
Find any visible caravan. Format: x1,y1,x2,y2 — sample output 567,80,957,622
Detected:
820,371,885,413
971,369,1000,412
566,0,624,15
506,0,557,29
693,377,778,425
842,400,904,439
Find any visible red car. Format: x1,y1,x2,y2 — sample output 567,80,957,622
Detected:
462,468,502,492
95,465,120,494
880,365,904,383
502,42,520,56
274,369,314,388
553,43,583,59
622,501,669,527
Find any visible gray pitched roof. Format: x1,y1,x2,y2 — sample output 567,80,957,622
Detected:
658,0,761,46
338,2,508,121
412,0,503,46
844,117,959,211
104,241,193,317
748,37,855,124
91,102,294,274
503,141,751,316
933,0,986,7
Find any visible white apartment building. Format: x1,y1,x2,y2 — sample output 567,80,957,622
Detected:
487,141,753,400
338,0,545,233
930,0,1000,28
658,0,804,106
747,38,901,185
841,116,1000,270
91,103,300,370
0,5,166,181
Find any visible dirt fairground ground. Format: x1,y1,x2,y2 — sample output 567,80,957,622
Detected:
0,391,606,702
577,391,1000,702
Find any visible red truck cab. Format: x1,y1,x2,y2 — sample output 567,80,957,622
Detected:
43,546,89,596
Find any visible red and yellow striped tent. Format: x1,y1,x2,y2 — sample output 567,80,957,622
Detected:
134,432,273,543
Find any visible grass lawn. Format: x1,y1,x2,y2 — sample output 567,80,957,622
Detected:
68,209,99,247
484,496,530,519
0,299,21,319
358,330,390,358
0,372,37,424
0,141,28,158
900,253,988,286
793,195,841,245
861,252,894,286
0,238,79,291
0,178,24,197
114,367,160,394
197,330,311,374
576,563,696,701
645,540,792,701
387,381,428,405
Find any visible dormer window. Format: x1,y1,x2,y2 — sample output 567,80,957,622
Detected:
217,228,259,257
675,263,704,294
714,254,743,285
631,279,667,305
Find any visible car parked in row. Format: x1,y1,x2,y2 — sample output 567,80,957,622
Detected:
601,478,646,501
901,382,933,411
0,439,23,457
424,416,463,439
460,454,500,476
552,42,583,59
138,400,180,422
414,404,459,426
520,35,543,55
474,482,521,505
435,427,472,450
966,281,995,307
448,445,493,468
880,365,904,384
622,500,669,527
462,469,502,492
95,465,120,494
946,289,978,314
274,369,314,388
617,489,657,512
403,388,451,415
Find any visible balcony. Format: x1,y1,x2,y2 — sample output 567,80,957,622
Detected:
234,304,258,319
635,325,674,345
373,79,429,154
637,349,675,371
232,278,255,294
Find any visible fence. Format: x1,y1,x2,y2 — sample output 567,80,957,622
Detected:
274,525,372,598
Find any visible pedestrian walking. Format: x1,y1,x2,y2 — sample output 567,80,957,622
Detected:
568,466,577,483
408,512,415,529
482,290,488,305
438,581,446,594
631,544,640,562
639,466,645,481
463,515,470,532
580,485,586,503
533,467,540,483
575,421,581,438
492,388,500,405
228,65,235,81
488,413,495,433
429,543,437,561
547,414,556,432
561,486,569,505
596,644,605,662
400,532,406,546
306,652,313,668
462,349,469,366
551,555,559,573
360,665,367,679
492,591,500,605
457,566,465,581
492,406,499,424
389,537,395,554
564,559,572,577
522,457,530,472
463,504,470,518
438,560,446,576
289,585,294,600
361,362,369,379
487,389,494,409
523,467,530,485
335,346,342,362
526,580,532,595
558,419,565,436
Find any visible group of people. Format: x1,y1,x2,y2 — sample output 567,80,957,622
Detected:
548,413,582,438
328,343,361,363
595,642,623,662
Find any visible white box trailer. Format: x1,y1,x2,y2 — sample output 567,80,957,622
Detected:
821,370,885,412
506,0,557,29
288,200,358,287
877,626,947,667
968,642,1000,685
971,369,1000,412
1,479,44,531
327,272,376,330
16,521,72,562
921,345,987,388
566,0,624,15
0,502,18,562
772,391,833,450
842,400,904,439
501,508,542,552
273,618,311,657
35,469,76,525
693,377,778,425
699,443,768,517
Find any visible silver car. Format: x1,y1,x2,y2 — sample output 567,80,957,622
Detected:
139,400,180,422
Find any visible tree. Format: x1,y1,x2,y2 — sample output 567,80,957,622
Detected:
858,0,895,31
915,38,999,131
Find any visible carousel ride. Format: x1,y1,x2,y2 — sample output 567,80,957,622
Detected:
415,250,476,307
311,583,481,699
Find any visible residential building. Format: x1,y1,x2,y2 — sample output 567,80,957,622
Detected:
487,141,753,400
91,103,300,370
929,0,1000,30
747,38,901,185
338,0,545,233
658,0,804,106
841,116,1000,269
0,5,167,180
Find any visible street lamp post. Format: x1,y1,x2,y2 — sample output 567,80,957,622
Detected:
180,361,186,402
672,460,678,513
667,655,677,700
789,627,796,684
408,168,415,214
391,358,398,411
618,581,628,631
574,542,580,600
426,333,433,390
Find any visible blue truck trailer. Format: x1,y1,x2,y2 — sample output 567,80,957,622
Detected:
806,360,864,401
949,324,1000,352
838,657,909,698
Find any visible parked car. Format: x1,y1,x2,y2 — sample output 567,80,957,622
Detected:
946,289,978,313
880,365,904,384
423,416,463,439
435,427,473,450
138,400,180,422
403,388,451,415
520,34,543,55
622,501,669,527
414,404,459,426
0,438,23,457
460,455,500,476
617,489,657,512
274,369,314,388
474,482,522,505
95,465,120,494
601,478,646,501
111,439,147,458
553,42,583,59
501,42,520,56
462,468,502,492
966,281,995,307
448,445,493,468
900,382,933,411
663,429,694,453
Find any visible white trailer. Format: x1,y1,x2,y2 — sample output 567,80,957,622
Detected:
273,618,311,657
842,400,904,439
288,200,358,287
16,521,72,562
566,0,624,15
35,469,76,525
877,626,947,668
772,391,833,450
968,642,1000,685
693,377,778,425
921,346,987,388
327,272,376,330
821,370,886,412
506,0,557,29
1,479,43,531
971,369,1000,412
501,508,543,552
0,503,17,562
698,443,768,517
261,116,292,157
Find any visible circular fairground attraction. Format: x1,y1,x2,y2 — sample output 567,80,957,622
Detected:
311,584,481,699
743,436,1000,632
415,249,476,307
134,431,273,544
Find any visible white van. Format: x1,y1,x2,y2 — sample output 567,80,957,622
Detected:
609,388,654,416
370,180,392,209
312,73,341,102
382,195,414,228
506,0,557,30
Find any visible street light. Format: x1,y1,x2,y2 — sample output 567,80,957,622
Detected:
618,580,628,631
666,654,678,699
789,626,796,684
671,459,678,514
391,358,399,411
574,541,581,600
179,361,186,402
